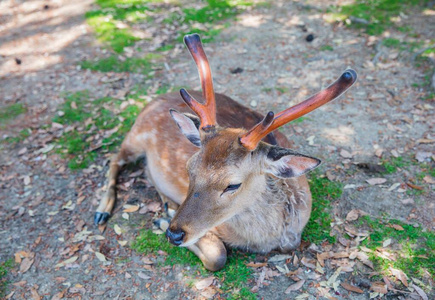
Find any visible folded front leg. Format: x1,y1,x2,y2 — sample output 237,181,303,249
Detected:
188,232,227,271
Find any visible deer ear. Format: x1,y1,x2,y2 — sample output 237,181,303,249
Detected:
169,109,201,147
265,146,321,178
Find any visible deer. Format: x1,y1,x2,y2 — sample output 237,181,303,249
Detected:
94,33,357,271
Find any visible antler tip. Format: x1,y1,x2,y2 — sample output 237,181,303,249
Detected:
184,33,201,47
263,111,274,125
179,88,192,103
341,69,357,84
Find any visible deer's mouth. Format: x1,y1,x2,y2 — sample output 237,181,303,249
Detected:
166,226,207,247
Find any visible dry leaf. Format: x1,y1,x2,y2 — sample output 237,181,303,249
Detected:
340,149,353,158
24,176,31,185
118,240,128,246
390,267,408,287
95,252,107,262
356,252,374,269
423,175,435,184
415,151,432,163
383,238,392,247
19,258,34,273
412,284,428,300
15,250,28,264
195,276,215,290
306,135,315,146
77,196,85,205
370,282,387,294
407,182,424,190
246,262,267,268
30,288,41,300
417,138,435,144
147,202,161,212
51,290,65,300
285,279,305,293
374,148,383,158
301,257,316,269
123,205,139,213
388,224,404,231
122,212,129,220
114,224,122,235
142,257,153,265
366,178,387,185
341,282,363,294
346,209,360,221
268,254,292,263
138,272,151,280
55,256,78,268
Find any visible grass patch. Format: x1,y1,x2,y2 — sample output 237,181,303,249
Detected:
1,128,31,145
381,156,410,174
320,45,334,51
382,38,402,48
327,0,430,35
356,216,434,282
0,259,14,297
0,103,26,125
53,90,145,169
132,229,256,298
81,53,161,74
85,0,156,52
303,171,343,244
86,0,254,52
165,0,254,43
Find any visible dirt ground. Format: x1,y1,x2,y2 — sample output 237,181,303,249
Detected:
1,0,434,299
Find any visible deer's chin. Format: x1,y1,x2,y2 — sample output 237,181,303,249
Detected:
179,237,199,247
179,230,208,247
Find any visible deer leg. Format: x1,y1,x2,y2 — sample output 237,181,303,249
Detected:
94,145,141,225
153,195,179,231
145,168,179,218
188,232,227,271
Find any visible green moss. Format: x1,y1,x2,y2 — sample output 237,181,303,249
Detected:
320,45,334,51
165,0,254,43
132,229,256,298
356,216,434,281
53,90,145,169
382,38,401,48
1,128,31,145
156,44,175,52
329,0,430,35
381,156,410,174
0,103,26,124
303,171,343,244
132,230,200,266
0,259,14,297
85,0,156,52
81,54,161,74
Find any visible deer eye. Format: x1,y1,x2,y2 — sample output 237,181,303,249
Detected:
224,183,241,193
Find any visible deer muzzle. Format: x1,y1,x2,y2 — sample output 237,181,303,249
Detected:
166,227,185,246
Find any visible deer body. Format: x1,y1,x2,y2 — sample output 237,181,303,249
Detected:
95,34,357,271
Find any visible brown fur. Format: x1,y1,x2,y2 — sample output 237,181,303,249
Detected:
96,91,311,270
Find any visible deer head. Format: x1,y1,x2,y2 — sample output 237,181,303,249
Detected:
166,34,357,247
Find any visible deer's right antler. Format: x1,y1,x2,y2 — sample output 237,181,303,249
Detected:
240,69,358,151
180,34,216,132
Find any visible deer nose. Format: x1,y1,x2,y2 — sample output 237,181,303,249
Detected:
166,228,185,246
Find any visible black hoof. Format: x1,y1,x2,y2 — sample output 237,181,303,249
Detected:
94,212,110,225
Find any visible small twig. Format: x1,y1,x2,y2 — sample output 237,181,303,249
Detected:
411,45,435,63
372,40,383,65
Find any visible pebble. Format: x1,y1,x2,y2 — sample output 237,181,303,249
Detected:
250,100,257,107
